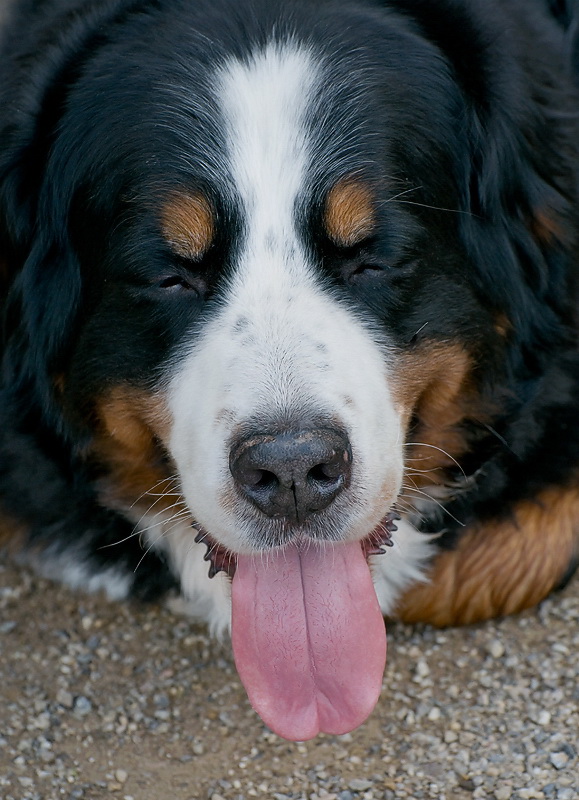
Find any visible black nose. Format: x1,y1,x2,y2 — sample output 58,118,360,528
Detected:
229,428,352,522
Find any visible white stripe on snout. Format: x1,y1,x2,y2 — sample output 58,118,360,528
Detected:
168,42,406,570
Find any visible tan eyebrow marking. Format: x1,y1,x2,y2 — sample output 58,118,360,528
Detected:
324,178,376,247
160,192,214,260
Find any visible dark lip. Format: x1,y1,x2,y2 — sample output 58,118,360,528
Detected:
194,511,400,580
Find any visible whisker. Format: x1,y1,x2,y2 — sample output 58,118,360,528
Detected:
99,528,143,550
139,490,183,498
382,185,423,204
400,486,465,526
479,422,513,452
129,474,181,508
100,498,189,551
392,499,426,524
404,442,466,477
132,507,192,573
160,515,195,538
395,199,478,217
133,489,186,533
136,506,190,538
405,466,443,475
133,535,164,573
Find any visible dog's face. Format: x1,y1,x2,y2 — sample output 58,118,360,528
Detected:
48,24,495,557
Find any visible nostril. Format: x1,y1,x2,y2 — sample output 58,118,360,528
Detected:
307,446,351,484
308,462,342,483
251,470,279,490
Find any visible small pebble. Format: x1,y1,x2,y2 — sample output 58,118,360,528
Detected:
415,659,430,678
487,640,505,658
73,696,92,715
56,689,74,709
349,779,373,791
550,752,569,770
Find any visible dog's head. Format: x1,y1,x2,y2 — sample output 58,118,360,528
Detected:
1,0,575,739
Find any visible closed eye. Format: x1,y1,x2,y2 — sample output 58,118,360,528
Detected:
157,275,195,290
346,261,386,283
350,263,384,277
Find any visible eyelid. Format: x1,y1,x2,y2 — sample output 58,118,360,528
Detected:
157,275,192,289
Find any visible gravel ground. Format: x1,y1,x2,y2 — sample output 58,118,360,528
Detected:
0,557,578,800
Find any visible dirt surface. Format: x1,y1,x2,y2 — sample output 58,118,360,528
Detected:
1,557,578,800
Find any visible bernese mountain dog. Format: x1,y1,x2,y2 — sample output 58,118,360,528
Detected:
1,0,578,741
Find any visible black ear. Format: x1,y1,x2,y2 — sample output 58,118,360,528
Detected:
0,6,85,256
0,5,101,417
382,0,576,337
0,0,130,265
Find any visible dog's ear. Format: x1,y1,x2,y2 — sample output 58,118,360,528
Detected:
1,182,83,429
458,88,576,342
0,11,93,417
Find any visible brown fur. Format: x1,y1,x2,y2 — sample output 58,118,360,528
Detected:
531,209,565,247
160,192,214,260
324,178,375,247
92,386,186,519
392,343,491,490
395,483,579,626
493,313,512,339
0,508,26,551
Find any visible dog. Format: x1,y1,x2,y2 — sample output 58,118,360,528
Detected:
1,0,578,741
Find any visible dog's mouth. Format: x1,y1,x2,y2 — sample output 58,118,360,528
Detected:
193,513,399,741
194,511,398,579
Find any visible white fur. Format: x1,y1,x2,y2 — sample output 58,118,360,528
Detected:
25,551,132,601
140,514,232,636
371,518,438,615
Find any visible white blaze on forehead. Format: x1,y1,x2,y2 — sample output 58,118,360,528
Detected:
217,41,318,249
168,41,404,555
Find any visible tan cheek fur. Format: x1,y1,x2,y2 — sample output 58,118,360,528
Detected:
92,386,188,519
391,343,488,488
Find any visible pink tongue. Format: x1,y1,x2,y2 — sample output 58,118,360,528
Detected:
231,541,387,741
